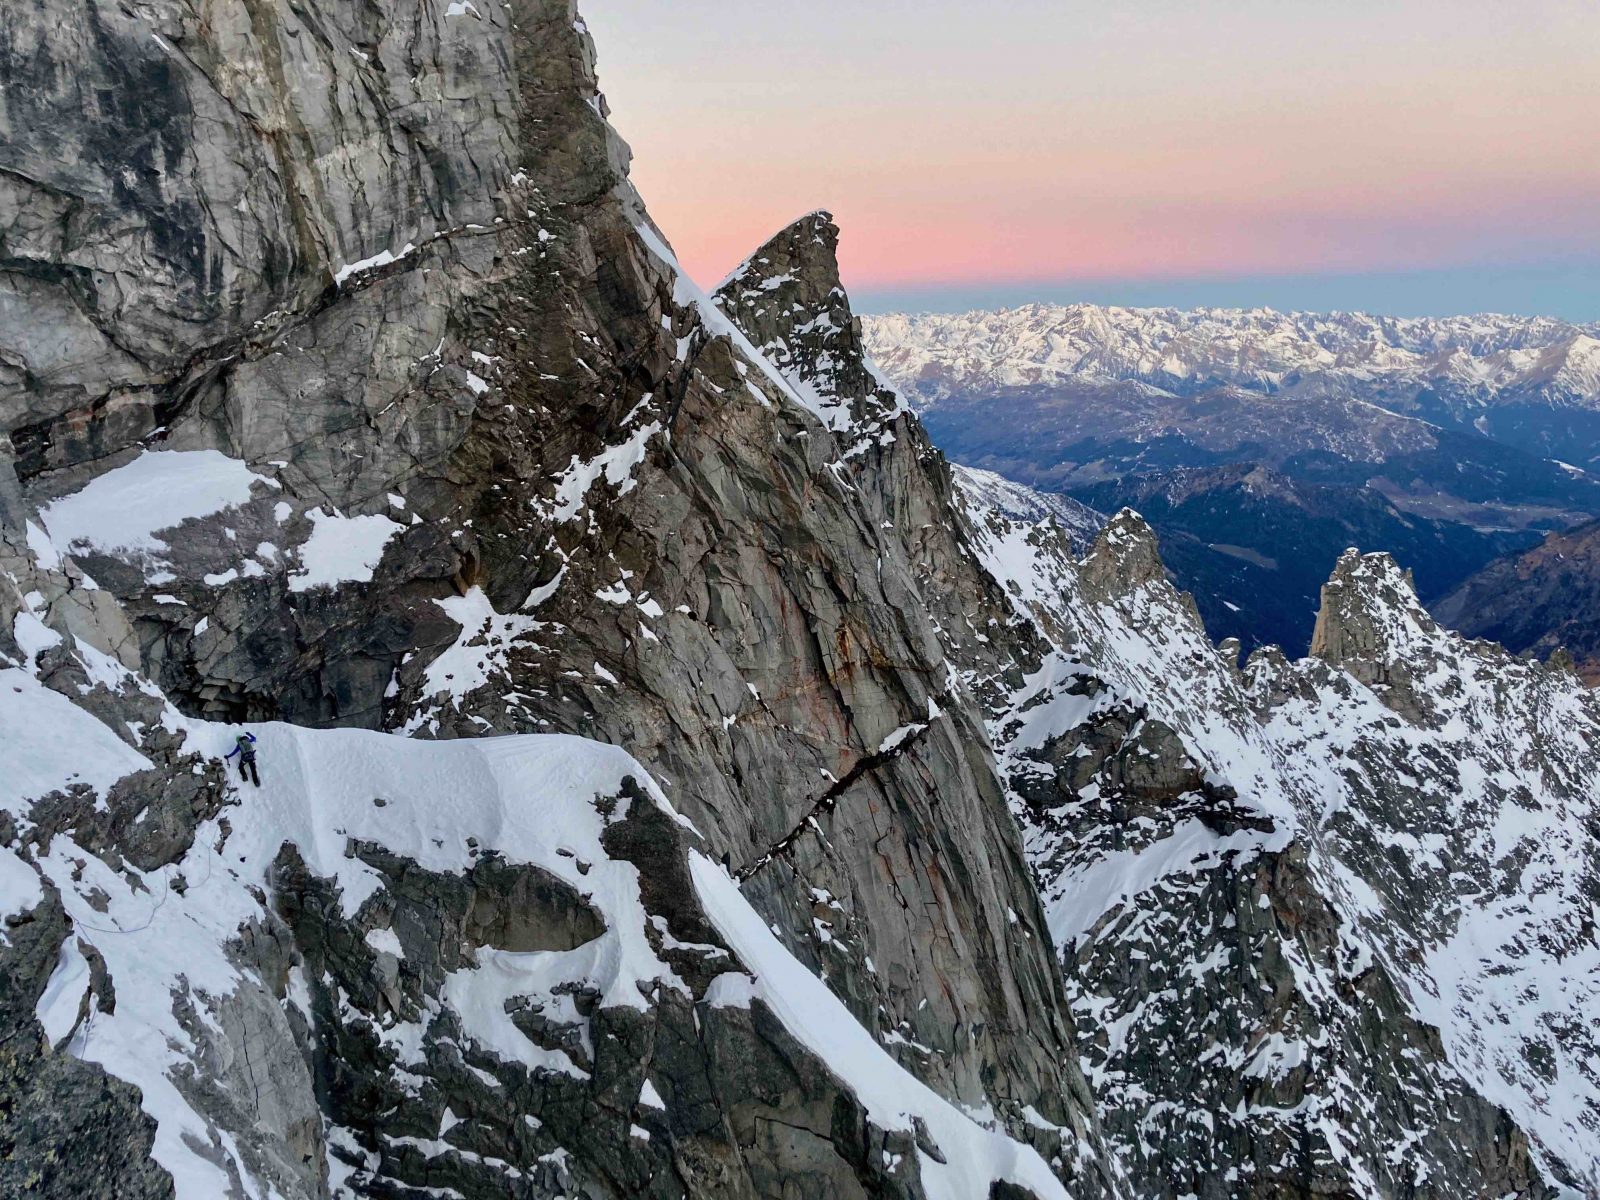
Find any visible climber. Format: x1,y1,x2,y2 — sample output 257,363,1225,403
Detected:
224,732,261,788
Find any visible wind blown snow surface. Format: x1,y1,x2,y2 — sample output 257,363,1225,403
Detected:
0,669,151,816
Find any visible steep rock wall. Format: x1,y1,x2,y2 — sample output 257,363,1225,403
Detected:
0,0,1112,1189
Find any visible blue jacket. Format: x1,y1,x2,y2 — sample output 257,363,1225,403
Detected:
225,733,258,761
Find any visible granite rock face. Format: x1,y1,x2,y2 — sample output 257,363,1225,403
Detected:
1,1,1114,1196
4,5,1089,1141
0,0,515,428
6,0,1085,1127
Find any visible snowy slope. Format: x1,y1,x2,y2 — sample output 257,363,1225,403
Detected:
0,613,1084,1200
949,476,1599,1196
952,465,1106,553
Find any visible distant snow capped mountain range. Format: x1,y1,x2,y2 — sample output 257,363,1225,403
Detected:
864,303,1600,411
863,301,1600,660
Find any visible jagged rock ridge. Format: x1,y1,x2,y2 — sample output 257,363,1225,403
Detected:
946,481,1599,1197
0,1,1115,1196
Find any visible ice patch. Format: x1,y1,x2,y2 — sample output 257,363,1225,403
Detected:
364,927,404,958
638,1079,666,1111
12,610,62,670
36,937,93,1049
25,520,61,571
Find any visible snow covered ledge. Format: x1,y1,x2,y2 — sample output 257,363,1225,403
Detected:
5,661,1080,1197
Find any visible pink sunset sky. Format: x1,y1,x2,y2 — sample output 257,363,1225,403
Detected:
581,1,1600,317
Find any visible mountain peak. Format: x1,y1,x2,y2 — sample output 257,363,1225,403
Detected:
715,210,843,302
713,213,902,431
1321,548,1427,620
1081,508,1168,590
1310,548,1438,693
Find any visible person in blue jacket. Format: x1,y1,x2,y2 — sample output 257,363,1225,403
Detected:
225,732,261,787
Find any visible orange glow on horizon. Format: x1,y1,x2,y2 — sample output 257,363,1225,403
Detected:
585,0,1600,296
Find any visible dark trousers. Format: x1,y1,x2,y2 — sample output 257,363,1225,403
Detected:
238,757,260,787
